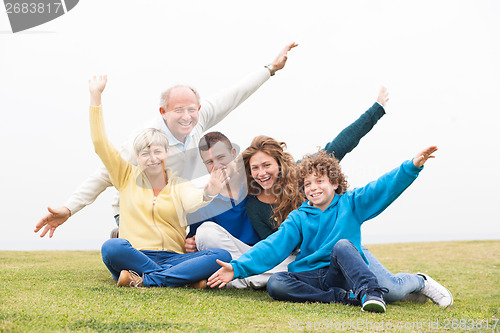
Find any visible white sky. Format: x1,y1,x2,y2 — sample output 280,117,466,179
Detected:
0,0,499,250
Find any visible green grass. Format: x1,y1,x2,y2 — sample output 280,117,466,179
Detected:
1,240,499,332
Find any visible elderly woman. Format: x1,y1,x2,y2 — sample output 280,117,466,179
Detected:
35,75,231,288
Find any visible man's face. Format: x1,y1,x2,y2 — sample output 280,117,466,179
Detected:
160,87,200,143
303,173,338,211
200,141,237,176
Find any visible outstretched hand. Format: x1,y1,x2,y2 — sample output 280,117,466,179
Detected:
271,42,298,72
34,206,71,238
89,75,107,106
413,146,438,168
377,86,389,108
207,259,234,288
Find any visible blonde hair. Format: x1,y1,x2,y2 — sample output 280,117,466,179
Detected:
133,128,169,156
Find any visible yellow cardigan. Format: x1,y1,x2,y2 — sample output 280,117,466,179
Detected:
90,105,209,253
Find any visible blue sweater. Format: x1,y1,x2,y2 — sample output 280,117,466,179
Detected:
231,159,423,279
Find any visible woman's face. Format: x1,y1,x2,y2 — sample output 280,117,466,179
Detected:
249,151,280,191
137,144,168,177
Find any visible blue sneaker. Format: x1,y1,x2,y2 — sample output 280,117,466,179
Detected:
361,288,388,313
343,290,361,306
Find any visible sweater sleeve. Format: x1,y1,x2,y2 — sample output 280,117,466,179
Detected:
89,105,132,191
197,68,270,132
347,159,422,223
231,215,302,279
323,102,385,162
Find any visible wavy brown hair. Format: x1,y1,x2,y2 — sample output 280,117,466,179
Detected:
242,136,304,228
297,150,348,196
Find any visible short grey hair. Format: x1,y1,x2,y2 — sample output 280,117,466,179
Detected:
159,85,201,109
133,128,169,156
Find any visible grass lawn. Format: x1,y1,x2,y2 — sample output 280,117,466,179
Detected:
1,240,499,332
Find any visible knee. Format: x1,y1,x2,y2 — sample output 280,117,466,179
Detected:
195,222,226,249
332,239,354,255
266,273,291,301
101,238,129,260
211,248,232,262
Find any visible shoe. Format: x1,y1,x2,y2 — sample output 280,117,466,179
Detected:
110,228,119,239
402,292,429,303
188,280,207,289
343,290,361,306
361,287,389,313
417,273,453,307
117,270,143,287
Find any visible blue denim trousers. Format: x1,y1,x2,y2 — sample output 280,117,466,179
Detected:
266,239,379,303
101,238,231,287
362,246,424,303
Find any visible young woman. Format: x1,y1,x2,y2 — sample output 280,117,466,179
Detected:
241,135,452,306
35,75,231,288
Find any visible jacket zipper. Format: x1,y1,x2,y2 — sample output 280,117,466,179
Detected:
152,196,165,250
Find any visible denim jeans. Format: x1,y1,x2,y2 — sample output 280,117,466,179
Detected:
266,239,379,303
362,246,424,302
101,238,231,287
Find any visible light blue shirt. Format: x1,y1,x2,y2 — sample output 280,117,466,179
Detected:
159,116,194,152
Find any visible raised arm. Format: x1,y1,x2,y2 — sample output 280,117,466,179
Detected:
322,86,388,162
350,146,437,223
199,42,298,131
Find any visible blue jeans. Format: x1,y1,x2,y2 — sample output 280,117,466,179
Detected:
101,238,231,287
266,239,379,304
362,246,424,303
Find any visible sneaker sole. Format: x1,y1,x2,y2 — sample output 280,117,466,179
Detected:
362,300,386,313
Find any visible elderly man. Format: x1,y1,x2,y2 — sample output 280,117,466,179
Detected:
36,42,298,238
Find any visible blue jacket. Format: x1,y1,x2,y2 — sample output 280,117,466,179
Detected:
231,159,423,279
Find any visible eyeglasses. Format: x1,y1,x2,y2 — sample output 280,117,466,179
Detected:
169,104,199,114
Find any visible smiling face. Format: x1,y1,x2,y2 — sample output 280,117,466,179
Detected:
249,151,280,191
160,86,200,143
199,141,237,176
137,144,168,178
303,173,338,211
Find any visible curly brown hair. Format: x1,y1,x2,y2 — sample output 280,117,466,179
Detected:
242,136,304,228
297,150,348,196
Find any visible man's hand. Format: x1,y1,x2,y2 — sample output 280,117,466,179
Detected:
34,206,71,238
207,259,235,288
377,86,389,108
88,75,107,106
413,146,438,168
271,42,298,73
185,236,198,253
204,167,229,200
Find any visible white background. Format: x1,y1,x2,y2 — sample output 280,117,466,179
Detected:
0,0,499,250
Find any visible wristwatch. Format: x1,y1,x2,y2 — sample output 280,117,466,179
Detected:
265,64,275,76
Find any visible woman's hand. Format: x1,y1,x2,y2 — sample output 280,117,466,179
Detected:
88,75,107,106
207,259,234,288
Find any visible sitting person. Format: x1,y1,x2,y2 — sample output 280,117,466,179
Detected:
185,88,388,288
207,147,446,313
34,75,231,288
242,135,453,306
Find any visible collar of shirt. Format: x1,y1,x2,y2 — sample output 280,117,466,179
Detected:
159,115,193,152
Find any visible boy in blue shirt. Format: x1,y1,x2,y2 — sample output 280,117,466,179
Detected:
207,146,438,313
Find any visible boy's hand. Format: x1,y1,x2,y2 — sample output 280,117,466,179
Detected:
204,167,229,199
413,146,438,168
377,86,389,108
207,259,234,288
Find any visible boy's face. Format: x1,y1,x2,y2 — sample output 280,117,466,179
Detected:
303,173,338,211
